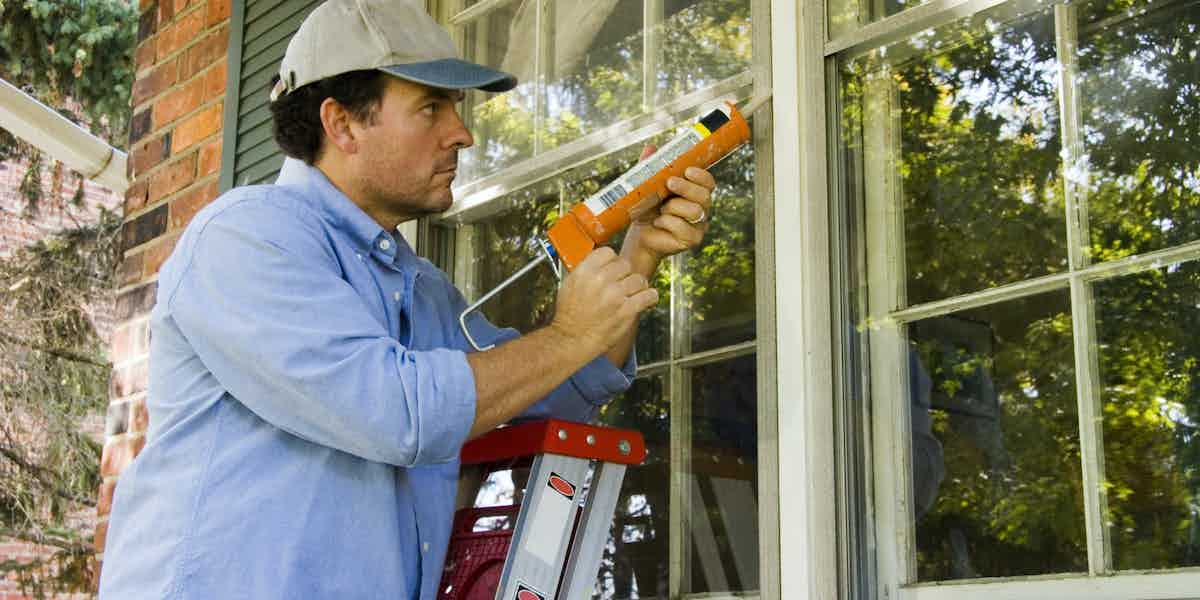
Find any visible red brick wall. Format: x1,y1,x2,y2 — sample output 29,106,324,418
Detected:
95,0,230,589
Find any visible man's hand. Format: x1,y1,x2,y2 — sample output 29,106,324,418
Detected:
620,144,718,277
549,247,659,356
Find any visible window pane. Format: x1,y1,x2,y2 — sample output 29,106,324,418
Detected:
544,0,646,151
1079,0,1200,261
655,0,752,104
473,193,560,334
1095,262,1200,570
908,291,1086,580
595,375,671,599
688,355,758,592
841,3,1068,307
460,5,537,181
683,143,756,353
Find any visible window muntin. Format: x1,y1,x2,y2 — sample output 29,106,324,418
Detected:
839,0,1200,589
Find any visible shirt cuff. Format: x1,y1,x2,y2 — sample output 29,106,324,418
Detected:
413,347,477,464
569,349,637,406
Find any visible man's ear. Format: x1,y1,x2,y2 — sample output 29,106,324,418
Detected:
319,98,358,155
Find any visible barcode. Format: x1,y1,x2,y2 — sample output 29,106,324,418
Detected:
594,182,631,210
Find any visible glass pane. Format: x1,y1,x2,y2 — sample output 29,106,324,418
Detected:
460,5,537,182
544,0,646,151
908,290,1086,580
683,142,755,353
841,2,1069,306
828,0,935,39
595,375,671,599
655,0,752,104
1079,0,1200,260
688,355,758,593
1095,262,1200,570
474,193,560,334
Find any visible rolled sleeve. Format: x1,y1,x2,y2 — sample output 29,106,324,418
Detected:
408,348,476,464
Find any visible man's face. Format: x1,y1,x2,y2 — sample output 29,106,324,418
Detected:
348,76,473,220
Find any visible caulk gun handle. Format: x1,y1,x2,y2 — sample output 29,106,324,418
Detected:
545,101,753,270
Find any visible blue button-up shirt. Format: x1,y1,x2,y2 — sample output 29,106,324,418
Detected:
99,159,635,599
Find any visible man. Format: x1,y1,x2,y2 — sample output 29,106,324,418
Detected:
99,0,716,598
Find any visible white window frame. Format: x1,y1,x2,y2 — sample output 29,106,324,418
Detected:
429,0,784,597
832,0,1200,598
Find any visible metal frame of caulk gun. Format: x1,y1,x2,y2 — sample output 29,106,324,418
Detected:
457,93,772,352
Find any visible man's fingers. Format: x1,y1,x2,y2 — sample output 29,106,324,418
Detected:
617,273,650,297
574,246,619,274
661,197,708,225
666,175,713,209
684,166,716,190
652,214,707,247
626,287,660,313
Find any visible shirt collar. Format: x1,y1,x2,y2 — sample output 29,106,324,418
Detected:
276,158,407,264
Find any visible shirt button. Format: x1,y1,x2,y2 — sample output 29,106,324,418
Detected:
422,542,430,553
379,239,391,250
393,291,401,302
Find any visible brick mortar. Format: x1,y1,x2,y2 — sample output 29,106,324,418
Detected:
123,169,219,232
152,4,208,64
131,17,225,113
133,57,224,119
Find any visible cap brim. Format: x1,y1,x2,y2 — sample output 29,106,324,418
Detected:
379,59,517,92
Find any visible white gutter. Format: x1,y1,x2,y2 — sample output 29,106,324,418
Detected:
0,77,129,194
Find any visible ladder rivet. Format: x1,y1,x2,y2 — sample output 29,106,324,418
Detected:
557,429,568,440
618,440,631,455
586,434,596,445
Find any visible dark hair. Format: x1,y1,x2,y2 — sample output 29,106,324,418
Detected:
269,70,388,164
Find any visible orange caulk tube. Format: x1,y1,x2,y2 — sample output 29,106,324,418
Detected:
546,101,752,270
458,96,766,352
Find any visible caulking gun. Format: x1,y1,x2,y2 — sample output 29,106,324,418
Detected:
459,94,771,351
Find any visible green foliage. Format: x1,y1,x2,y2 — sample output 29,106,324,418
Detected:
0,0,137,213
0,0,137,146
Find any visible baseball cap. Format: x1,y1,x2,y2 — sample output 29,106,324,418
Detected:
269,0,517,102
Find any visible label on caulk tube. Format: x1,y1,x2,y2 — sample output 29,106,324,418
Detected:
582,126,706,217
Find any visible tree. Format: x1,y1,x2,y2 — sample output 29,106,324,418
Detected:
0,0,135,596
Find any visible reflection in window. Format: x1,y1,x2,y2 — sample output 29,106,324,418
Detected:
596,376,670,598
454,0,752,186
683,142,756,353
842,2,1067,307
909,292,1085,580
1079,0,1200,261
689,355,758,593
460,5,536,181
1095,263,1200,570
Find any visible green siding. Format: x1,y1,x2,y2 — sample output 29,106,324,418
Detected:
219,0,320,191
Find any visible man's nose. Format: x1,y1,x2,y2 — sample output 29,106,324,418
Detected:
445,108,474,150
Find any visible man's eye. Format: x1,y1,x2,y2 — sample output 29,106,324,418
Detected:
422,104,437,115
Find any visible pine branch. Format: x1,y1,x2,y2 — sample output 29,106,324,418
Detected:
0,445,97,508
0,527,92,554
0,331,110,368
